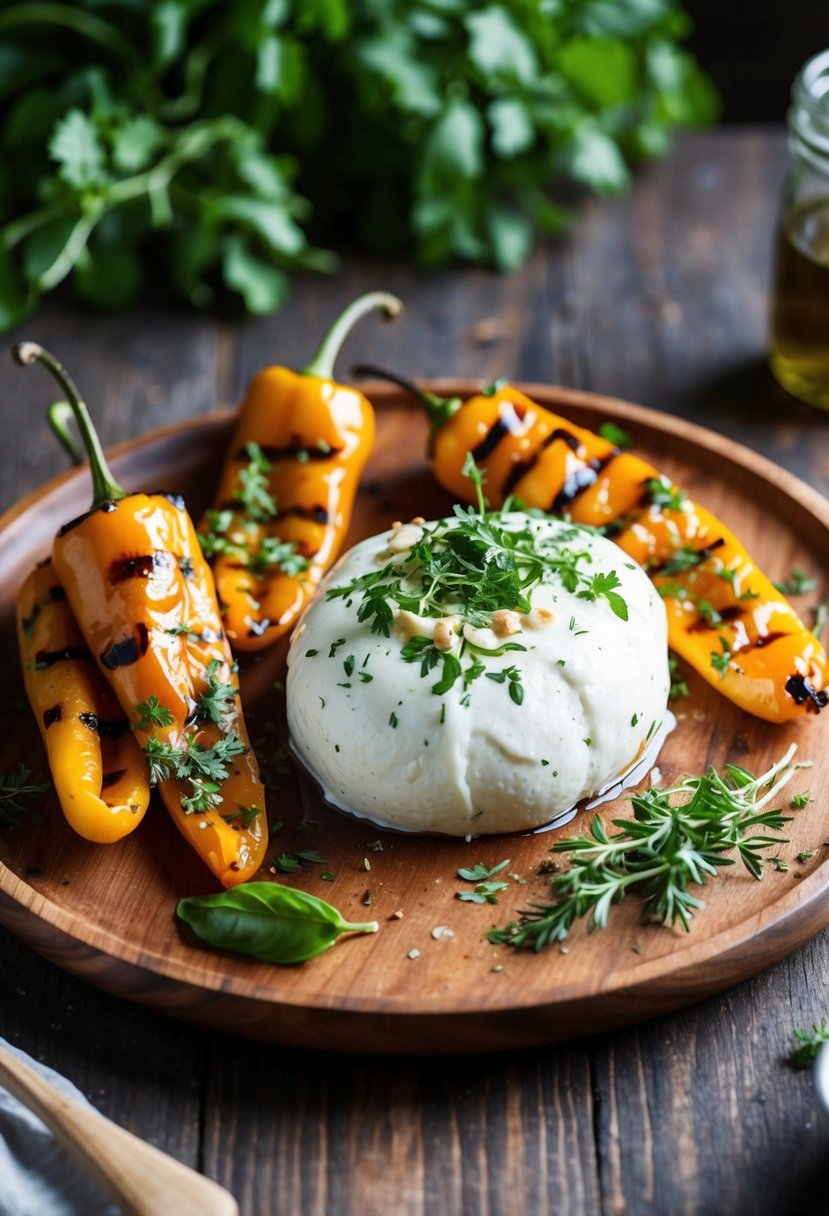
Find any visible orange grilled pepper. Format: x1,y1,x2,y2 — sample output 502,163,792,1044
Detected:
16,558,150,843
357,369,827,725
201,291,402,651
14,342,268,887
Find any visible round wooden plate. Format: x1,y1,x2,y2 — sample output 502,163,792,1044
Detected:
0,382,827,1055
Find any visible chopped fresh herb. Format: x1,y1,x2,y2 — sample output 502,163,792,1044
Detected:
489,746,806,949
657,545,706,576
811,601,828,640
789,1021,829,1067
457,859,511,882
597,421,632,450
133,696,174,731
668,654,690,699
0,764,50,828
790,791,814,810
774,568,818,596
389,712,399,729
458,882,511,904
220,804,262,829
237,442,277,522
343,655,355,677
697,599,722,627
710,638,732,678
367,840,384,852
643,476,687,512
142,733,248,811
631,713,639,727
329,638,347,658
769,858,789,872
796,851,816,864
306,649,319,657
197,660,237,727
321,871,336,882
273,852,301,873
577,570,629,621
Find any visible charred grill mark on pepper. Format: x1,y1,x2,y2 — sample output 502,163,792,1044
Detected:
109,551,175,584
550,449,621,515
79,711,129,738
34,645,90,668
43,705,61,728
471,402,526,464
100,625,149,670
502,427,582,497
786,674,829,711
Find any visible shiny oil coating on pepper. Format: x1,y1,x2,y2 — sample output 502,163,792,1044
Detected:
16,559,150,843
52,492,268,885
209,367,375,650
428,385,828,724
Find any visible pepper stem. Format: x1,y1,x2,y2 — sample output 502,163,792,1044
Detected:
47,400,83,466
14,342,126,505
351,363,463,453
301,291,403,380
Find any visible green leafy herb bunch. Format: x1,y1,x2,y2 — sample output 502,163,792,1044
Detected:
0,0,717,329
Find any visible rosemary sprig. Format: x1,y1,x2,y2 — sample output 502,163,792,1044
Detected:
490,746,809,950
0,763,51,828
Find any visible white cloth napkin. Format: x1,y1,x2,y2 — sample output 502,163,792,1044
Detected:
0,1037,119,1216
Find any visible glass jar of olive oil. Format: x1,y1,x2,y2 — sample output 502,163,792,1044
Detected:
770,50,829,410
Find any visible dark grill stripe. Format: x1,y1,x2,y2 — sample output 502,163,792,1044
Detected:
43,705,62,728
786,674,828,711
502,428,583,497
471,402,526,463
109,551,175,584
34,646,90,668
549,450,621,515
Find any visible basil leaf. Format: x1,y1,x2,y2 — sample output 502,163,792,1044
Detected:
177,882,378,965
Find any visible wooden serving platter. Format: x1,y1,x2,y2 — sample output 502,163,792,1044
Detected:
0,382,827,1055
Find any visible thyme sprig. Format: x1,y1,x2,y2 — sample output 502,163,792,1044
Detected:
490,746,809,950
0,763,50,828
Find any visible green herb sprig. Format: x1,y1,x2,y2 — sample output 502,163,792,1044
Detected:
0,764,51,828
789,1021,829,1068
774,568,818,596
199,443,308,580
490,746,809,950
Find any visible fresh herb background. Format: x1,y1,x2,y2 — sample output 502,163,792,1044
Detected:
0,0,717,330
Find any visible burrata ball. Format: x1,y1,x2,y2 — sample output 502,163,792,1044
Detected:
287,513,670,835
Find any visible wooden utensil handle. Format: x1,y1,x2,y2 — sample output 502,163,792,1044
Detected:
0,1044,238,1216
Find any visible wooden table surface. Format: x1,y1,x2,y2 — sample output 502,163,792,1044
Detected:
1,128,828,1216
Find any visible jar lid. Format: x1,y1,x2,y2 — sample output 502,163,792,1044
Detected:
790,49,829,164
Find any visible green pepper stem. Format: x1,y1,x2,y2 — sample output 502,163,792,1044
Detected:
13,342,127,505
301,291,403,381
351,363,463,453
47,400,83,466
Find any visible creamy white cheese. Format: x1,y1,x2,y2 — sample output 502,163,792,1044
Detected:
287,515,670,836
